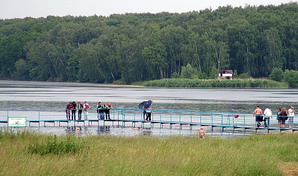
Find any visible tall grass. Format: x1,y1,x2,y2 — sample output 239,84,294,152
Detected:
0,130,297,175
28,135,83,155
143,78,287,88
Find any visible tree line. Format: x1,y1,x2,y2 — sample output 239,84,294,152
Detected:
0,3,298,84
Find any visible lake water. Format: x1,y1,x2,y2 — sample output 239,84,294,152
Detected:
0,80,297,137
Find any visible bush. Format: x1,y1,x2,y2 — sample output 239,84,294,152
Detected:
236,73,251,79
28,135,83,155
180,64,198,79
283,69,298,88
171,72,180,78
209,66,218,79
269,68,283,81
198,72,208,79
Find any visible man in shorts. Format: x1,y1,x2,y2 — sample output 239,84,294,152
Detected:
254,106,263,127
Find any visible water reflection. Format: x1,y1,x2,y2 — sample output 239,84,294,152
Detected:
97,126,110,135
1,123,278,138
65,126,76,134
142,128,152,136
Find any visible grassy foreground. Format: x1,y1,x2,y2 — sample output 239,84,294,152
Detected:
0,131,297,176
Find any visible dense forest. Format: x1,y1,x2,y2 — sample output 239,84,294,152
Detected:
0,3,297,84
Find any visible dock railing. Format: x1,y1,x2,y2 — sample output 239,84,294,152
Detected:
0,108,297,131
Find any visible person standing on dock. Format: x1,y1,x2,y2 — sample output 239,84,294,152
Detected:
105,102,113,120
97,102,104,120
254,106,263,127
83,101,91,120
280,107,288,128
277,108,282,128
71,101,77,120
65,102,72,120
145,101,153,121
263,106,272,128
288,106,295,129
77,101,83,121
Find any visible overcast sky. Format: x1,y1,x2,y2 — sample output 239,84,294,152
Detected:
0,0,294,19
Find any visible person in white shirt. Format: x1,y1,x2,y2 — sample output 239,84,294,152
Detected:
263,106,272,128
288,106,295,128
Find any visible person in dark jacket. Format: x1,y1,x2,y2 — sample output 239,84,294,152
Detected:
97,102,104,120
71,101,77,120
77,101,83,121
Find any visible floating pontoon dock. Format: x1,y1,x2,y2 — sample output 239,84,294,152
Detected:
0,108,297,132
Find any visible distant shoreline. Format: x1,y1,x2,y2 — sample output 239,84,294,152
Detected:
0,80,144,88
0,79,288,89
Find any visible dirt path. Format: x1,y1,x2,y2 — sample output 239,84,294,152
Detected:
279,162,298,176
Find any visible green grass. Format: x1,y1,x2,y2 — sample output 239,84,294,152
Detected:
142,78,288,88
0,130,297,175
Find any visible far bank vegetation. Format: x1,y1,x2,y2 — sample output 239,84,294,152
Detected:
1,3,298,88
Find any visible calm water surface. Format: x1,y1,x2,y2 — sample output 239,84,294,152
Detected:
0,80,297,137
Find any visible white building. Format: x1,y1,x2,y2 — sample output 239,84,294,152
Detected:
218,70,233,80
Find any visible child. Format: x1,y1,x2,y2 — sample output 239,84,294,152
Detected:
198,127,205,139
76,127,81,134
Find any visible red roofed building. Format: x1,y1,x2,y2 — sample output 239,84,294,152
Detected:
218,70,233,80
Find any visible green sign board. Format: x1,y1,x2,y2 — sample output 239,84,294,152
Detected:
8,117,27,127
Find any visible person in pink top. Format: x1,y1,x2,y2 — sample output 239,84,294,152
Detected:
83,101,91,120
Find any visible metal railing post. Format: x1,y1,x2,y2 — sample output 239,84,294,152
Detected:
244,114,246,128
179,112,181,123
6,110,9,121
200,112,202,125
159,111,162,128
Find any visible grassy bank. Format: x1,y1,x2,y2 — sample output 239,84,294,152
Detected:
0,130,297,175
142,78,287,88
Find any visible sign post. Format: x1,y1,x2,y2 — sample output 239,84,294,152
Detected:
8,117,27,127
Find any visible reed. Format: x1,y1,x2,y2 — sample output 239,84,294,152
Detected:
143,78,287,88
0,130,297,175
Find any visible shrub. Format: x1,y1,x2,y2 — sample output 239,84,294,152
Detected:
180,64,198,79
237,73,251,79
283,69,298,88
28,135,83,155
171,72,180,78
198,72,208,79
209,66,218,79
269,68,283,81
